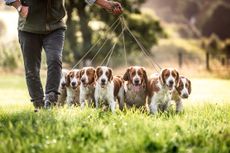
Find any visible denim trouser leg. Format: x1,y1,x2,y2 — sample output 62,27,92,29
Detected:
43,29,65,97
18,31,44,102
18,29,65,104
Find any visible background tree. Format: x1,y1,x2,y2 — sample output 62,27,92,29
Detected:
64,0,163,66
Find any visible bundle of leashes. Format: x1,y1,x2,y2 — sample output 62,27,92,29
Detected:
71,15,161,72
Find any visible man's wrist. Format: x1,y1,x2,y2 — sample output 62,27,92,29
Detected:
85,0,97,6
11,1,21,10
95,0,111,10
17,5,22,13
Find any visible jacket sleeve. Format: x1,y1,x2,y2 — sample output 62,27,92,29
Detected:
85,0,96,5
5,0,16,5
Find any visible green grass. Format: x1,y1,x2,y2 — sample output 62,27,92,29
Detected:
0,74,230,153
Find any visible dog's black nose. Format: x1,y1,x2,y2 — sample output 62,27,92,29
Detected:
182,93,188,98
61,82,66,87
81,78,86,83
134,79,139,84
101,79,106,83
169,80,174,85
71,82,76,86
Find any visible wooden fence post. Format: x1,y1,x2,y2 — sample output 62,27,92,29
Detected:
206,51,210,70
178,51,183,68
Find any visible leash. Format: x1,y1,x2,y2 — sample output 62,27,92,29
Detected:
120,17,128,67
121,16,162,72
89,21,121,64
100,42,117,66
100,26,126,66
71,15,162,72
71,17,121,69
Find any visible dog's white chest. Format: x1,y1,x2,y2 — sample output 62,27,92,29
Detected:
155,87,171,104
99,87,108,98
125,84,146,107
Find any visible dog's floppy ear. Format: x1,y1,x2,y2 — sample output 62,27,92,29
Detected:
66,71,71,87
160,68,167,85
123,67,130,81
79,69,83,78
108,68,113,81
91,67,96,83
188,79,192,94
141,67,149,92
95,67,100,81
175,69,180,86
141,67,148,84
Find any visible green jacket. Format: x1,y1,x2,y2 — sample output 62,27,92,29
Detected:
18,0,66,34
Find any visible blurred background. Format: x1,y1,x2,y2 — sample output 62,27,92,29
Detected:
0,0,230,77
0,0,230,105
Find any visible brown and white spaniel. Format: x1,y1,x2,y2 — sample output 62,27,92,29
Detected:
123,66,148,108
148,68,179,114
79,67,96,108
66,69,81,106
94,66,124,112
171,76,191,112
57,69,69,106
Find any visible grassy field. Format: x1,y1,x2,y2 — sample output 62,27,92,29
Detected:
0,74,230,153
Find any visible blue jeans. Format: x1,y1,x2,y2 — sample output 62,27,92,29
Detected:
18,29,65,103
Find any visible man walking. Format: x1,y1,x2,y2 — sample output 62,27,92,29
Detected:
4,0,123,111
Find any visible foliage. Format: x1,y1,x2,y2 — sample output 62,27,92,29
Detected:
144,0,230,39
0,75,230,153
0,103,229,153
0,41,22,70
64,0,164,65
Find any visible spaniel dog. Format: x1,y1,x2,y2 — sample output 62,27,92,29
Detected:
94,66,124,112
79,67,96,108
66,69,81,106
148,68,179,114
57,69,69,106
171,76,191,112
123,66,148,109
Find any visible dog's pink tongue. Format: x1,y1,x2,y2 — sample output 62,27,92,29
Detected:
134,86,140,92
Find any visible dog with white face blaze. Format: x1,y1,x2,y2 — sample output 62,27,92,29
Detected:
79,67,96,108
66,69,81,106
57,69,69,106
171,76,191,112
94,66,124,112
123,66,148,109
148,68,179,114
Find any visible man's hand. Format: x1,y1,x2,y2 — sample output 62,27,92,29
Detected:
95,0,123,15
11,1,29,18
108,1,122,15
20,6,29,18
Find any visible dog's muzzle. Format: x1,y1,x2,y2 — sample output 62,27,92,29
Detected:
182,93,188,98
61,82,66,88
134,79,140,86
100,78,107,88
167,80,174,90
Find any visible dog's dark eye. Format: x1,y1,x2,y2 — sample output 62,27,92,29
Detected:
86,70,90,75
165,73,169,77
106,71,109,76
99,70,102,75
138,71,142,76
131,71,135,76
186,83,189,88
